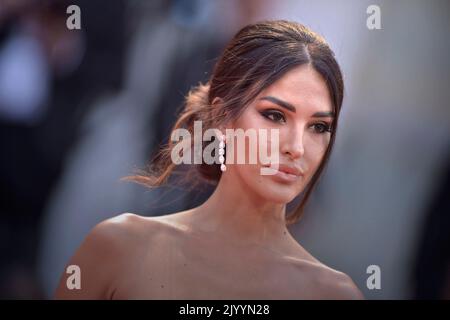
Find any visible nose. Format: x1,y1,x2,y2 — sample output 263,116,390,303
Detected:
281,127,305,160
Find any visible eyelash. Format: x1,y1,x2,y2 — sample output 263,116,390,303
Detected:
311,122,332,134
261,109,286,123
260,109,332,134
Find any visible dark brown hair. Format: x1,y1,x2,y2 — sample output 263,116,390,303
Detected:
124,20,344,226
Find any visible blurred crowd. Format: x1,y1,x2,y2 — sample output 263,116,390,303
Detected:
0,0,449,299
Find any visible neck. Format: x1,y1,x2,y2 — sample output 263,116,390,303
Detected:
191,167,293,250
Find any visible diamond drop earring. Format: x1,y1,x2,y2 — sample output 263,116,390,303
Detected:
219,134,226,172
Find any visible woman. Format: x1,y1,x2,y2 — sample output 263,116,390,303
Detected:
55,20,364,299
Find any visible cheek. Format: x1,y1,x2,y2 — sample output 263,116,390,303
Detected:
303,133,330,168
232,109,272,163
234,108,265,131
234,163,266,196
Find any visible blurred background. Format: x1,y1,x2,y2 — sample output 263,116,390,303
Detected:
0,0,449,299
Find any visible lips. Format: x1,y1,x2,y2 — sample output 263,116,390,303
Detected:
261,163,304,183
264,163,304,176
275,164,304,177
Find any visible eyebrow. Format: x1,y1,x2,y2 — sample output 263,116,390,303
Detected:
259,96,335,118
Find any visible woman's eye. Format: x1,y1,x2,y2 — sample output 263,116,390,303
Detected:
311,122,332,134
261,110,286,123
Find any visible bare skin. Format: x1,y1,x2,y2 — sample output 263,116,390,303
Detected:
55,65,364,299
54,210,363,299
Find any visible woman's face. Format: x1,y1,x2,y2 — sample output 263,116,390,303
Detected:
226,64,334,204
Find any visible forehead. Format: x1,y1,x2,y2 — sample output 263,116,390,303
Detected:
257,64,333,113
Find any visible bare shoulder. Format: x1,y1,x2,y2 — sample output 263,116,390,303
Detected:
286,257,364,300
54,213,167,299
306,261,364,299
72,212,166,256
318,266,364,299
91,212,163,241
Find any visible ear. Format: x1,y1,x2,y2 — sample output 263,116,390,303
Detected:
210,97,233,133
211,97,223,117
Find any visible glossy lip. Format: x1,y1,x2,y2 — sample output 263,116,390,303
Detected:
262,163,304,183
275,164,304,177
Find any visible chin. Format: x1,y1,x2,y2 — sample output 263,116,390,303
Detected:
261,185,300,204
248,177,301,204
